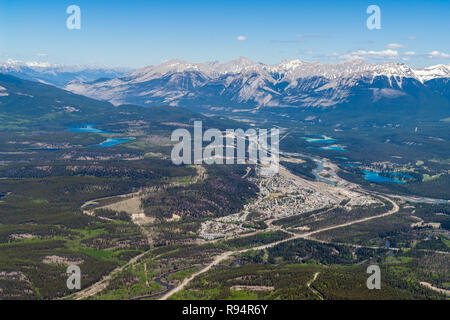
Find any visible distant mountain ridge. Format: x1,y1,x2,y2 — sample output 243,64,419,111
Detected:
63,58,450,115
0,60,132,87
0,73,241,131
0,73,113,119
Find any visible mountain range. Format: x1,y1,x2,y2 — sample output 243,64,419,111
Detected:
62,58,450,118
0,60,131,87
1,57,449,123
0,73,239,131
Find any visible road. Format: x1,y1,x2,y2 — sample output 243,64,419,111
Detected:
307,272,323,300
419,282,450,296
160,251,234,300
70,248,155,300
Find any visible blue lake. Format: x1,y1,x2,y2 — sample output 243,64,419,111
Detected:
69,124,133,148
362,170,414,184
302,135,337,144
310,146,346,151
322,146,346,151
92,138,134,148
68,124,114,134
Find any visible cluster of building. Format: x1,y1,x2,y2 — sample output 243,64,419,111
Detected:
198,171,336,240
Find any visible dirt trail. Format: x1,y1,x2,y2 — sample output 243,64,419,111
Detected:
241,167,252,179
159,251,234,300
307,272,323,300
70,249,153,300
419,282,450,296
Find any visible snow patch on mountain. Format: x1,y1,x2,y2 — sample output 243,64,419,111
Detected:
0,85,9,97
415,64,450,82
371,88,407,102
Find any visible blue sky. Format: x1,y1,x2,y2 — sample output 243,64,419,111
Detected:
0,0,449,68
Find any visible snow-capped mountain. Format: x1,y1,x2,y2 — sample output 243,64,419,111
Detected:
64,58,450,113
415,64,450,100
415,64,450,82
0,60,132,87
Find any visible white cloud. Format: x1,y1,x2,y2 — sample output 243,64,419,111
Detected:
338,53,364,61
428,51,450,58
36,53,48,57
407,36,416,40
404,51,416,56
387,43,405,49
237,36,247,41
351,49,398,56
